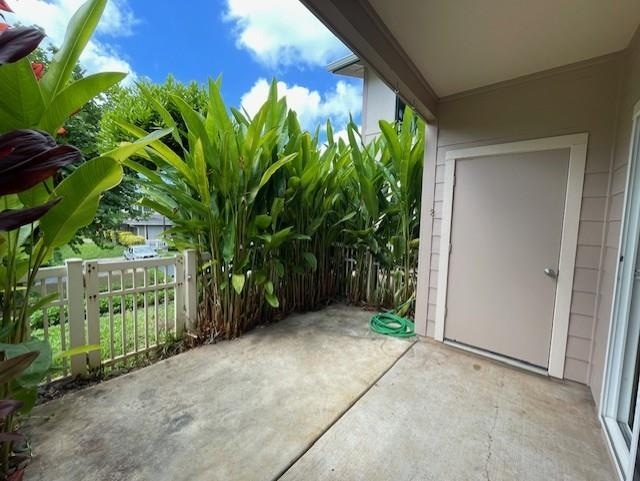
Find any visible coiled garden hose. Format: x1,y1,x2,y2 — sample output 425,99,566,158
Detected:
369,312,415,338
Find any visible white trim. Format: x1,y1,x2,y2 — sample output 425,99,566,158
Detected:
600,99,640,481
414,122,439,336
443,340,548,377
434,159,455,342
436,133,589,378
548,141,587,377
444,133,589,161
601,416,627,481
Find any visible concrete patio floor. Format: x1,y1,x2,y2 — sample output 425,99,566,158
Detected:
27,305,614,481
281,340,615,481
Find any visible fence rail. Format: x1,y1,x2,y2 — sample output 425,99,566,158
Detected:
27,250,197,381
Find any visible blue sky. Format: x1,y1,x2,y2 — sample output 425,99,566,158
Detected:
8,0,362,133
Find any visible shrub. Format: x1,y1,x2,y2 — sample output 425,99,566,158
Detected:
30,306,62,330
116,231,145,246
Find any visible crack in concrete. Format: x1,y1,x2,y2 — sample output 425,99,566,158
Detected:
484,403,499,481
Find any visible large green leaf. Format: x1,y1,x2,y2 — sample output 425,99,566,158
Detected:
102,127,173,162
115,120,196,186
231,273,245,294
0,58,45,131
0,339,51,388
39,156,123,248
171,94,208,149
39,0,107,101
0,351,37,385
379,120,403,163
249,153,297,202
39,71,126,134
140,84,182,148
265,292,279,309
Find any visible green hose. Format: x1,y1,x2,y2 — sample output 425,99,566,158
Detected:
370,311,415,338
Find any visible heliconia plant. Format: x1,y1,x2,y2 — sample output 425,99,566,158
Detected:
115,76,425,339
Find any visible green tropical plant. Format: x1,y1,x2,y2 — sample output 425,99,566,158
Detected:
0,350,41,480
0,0,169,432
0,0,151,344
113,77,425,338
121,80,301,337
29,46,144,249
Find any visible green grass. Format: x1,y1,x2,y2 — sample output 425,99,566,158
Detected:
51,241,123,265
33,301,176,373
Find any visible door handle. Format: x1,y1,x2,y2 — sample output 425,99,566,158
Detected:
544,268,558,279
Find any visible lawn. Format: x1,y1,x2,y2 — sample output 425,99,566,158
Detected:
33,300,177,374
51,241,124,265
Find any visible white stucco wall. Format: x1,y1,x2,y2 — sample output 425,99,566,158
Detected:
362,69,397,144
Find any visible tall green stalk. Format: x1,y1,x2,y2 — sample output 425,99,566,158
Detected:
120,81,425,338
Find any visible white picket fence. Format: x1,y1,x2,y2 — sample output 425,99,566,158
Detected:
29,250,198,380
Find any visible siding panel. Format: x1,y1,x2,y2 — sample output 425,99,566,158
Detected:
575,245,602,269
569,313,595,340
425,52,623,389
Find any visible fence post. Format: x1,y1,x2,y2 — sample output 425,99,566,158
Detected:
174,254,186,337
183,249,198,332
66,258,86,376
84,261,101,370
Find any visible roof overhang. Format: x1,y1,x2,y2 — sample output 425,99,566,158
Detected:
326,54,364,78
301,0,640,123
301,0,438,121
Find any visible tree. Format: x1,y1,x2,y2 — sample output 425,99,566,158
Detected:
98,75,208,154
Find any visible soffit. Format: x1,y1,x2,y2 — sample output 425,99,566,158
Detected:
368,0,640,96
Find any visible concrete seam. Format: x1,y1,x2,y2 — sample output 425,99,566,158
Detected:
272,339,418,481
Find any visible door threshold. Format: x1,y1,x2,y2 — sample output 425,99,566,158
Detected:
443,340,549,377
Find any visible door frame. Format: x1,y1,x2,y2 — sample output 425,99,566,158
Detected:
434,133,589,378
600,100,640,481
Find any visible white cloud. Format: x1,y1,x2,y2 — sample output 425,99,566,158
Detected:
224,0,349,68
241,78,362,131
6,0,136,80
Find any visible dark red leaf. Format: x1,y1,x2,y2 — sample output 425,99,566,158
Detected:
0,144,81,194
0,432,24,443
0,26,44,64
0,130,56,169
0,145,13,159
0,130,82,194
7,468,25,481
0,400,21,419
0,1,13,13
0,199,61,231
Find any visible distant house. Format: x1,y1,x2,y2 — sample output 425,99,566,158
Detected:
327,53,405,144
123,209,171,244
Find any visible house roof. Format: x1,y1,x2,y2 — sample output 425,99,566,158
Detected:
302,0,640,121
326,54,364,78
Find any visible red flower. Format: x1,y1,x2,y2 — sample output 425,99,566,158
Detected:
0,1,13,13
31,62,44,80
0,23,8,33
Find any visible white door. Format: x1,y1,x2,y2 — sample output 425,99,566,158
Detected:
444,149,569,368
602,101,640,481
435,133,588,378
